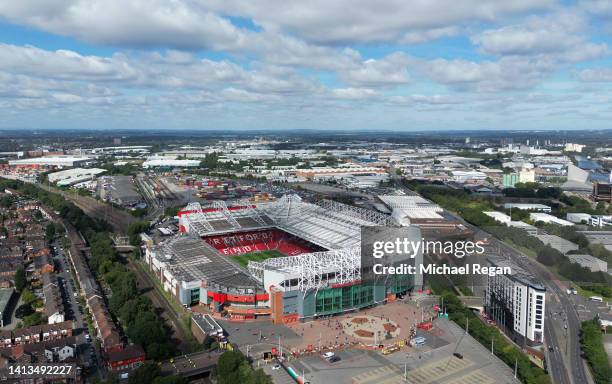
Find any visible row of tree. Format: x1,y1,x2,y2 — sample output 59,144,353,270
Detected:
579,319,611,384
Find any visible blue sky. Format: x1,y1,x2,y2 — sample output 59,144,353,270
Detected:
1,0,612,131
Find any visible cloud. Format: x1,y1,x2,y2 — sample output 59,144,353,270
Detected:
0,0,554,49
0,44,137,81
577,69,612,82
330,88,380,100
339,53,411,87
0,1,251,50
419,56,554,92
208,0,553,45
472,12,608,62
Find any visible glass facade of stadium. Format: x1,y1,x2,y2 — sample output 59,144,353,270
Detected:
273,275,414,321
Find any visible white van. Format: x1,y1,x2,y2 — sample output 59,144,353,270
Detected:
322,352,335,359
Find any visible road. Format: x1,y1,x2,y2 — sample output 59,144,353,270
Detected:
51,239,102,378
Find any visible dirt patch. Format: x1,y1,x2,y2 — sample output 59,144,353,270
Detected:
354,329,374,338
383,323,397,332
352,317,369,324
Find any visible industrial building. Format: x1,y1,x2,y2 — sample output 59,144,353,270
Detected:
483,211,511,224
503,203,551,213
377,194,472,239
533,234,579,254
451,170,487,183
566,213,592,224
145,195,421,323
377,194,444,224
47,168,106,186
592,182,612,202
566,254,607,273
9,156,93,168
142,158,200,168
529,213,574,226
485,256,546,346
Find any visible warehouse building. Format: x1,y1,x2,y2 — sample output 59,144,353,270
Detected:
9,156,93,168
48,168,106,186
533,234,579,254
566,254,608,273
484,211,511,224
529,213,574,226
503,203,551,213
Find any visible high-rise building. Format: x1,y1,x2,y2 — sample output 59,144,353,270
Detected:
485,257,546,346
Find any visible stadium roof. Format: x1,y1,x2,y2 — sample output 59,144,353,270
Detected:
261,195,393,249
154,235,260,291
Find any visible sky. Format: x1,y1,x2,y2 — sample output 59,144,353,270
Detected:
1,1,612,131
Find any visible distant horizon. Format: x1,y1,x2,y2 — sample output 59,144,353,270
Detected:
2,2,612,130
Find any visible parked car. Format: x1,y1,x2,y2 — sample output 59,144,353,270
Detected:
329,356,341,363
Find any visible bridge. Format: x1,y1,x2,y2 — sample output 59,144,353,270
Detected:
460,296,484,313
159,350,221,379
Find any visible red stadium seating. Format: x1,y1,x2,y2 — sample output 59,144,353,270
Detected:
203,229,314,256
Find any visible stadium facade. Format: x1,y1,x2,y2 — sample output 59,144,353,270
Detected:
145,195,423,323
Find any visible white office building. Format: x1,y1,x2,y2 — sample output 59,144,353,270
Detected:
485,257,546,346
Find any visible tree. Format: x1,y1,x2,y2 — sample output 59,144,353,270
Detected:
580,319,611,384
45,223,56,242
22,312,44,327
20,289,36,304
14,267,26,292
152,376,188,384
128,362,161,384
536,246,563,266
217,350,246,384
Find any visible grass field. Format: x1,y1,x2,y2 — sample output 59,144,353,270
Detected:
232,249,286,267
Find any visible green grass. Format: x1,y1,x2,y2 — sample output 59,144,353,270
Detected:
232,249,286,267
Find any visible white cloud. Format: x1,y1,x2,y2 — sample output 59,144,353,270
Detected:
208,0,553,45
339,53,411,87
420,56,554,92
472,12,608,62
330,88,380,100
0,1,250,50
577,68,612,82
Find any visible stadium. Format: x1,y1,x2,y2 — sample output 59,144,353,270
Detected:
145,195,423,323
